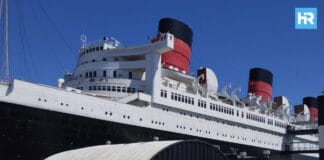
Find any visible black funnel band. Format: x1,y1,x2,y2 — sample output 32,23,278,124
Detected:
303,97,318,107
158,18,193,47
249,68,273,86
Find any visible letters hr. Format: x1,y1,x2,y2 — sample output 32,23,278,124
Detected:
297,12,315,25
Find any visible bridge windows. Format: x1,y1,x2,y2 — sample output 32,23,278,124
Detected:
88,85,137,93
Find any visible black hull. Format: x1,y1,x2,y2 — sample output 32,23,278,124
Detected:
0,101,280,160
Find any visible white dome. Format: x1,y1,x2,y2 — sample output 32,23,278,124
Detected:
205,68,218,92
197,67,218,93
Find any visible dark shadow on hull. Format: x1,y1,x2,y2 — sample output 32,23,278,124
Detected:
0,101,279,160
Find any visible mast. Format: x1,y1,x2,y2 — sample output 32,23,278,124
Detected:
5,0,9,80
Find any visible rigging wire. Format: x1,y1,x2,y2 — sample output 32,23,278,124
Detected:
5,0,9,80
0,0,3,21
0,0,3,79
36,0,77,58
13,0,39,81
29,0,66,72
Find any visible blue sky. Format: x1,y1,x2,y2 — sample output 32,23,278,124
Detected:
3,0,324,107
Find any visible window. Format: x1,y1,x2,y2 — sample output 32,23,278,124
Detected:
93,86,97,90
89,86,92,90
93,71,97,77
127,87,131,93
103,58,107,61
103,86,106,91
86,72,88,78
117,86,121,92
113,71,117,78
112,86,116,91
103,71,106,77
107,86,111,91
129,72,132,79
89,72,93,78
160,90,167,98
122,87,126,92
98,86,101,90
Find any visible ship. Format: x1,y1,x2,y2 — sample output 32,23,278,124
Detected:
0,16,319,159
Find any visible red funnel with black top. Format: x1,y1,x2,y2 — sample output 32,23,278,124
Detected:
248,68,273,102
153,18,193,74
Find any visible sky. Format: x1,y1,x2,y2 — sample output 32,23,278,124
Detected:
2,0,324,108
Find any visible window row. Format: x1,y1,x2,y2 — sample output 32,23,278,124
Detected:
275,121,286,128
88,85,136,93
85,71,97,78
246,113,266,123
198,100,207,108
81,46,104,55
151,120,165,126
209,103,234,115
160,90,167,98
267,119,274,125
171,92,195,105
82,70,132,79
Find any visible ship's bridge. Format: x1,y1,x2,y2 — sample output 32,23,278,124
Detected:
62,33,174,100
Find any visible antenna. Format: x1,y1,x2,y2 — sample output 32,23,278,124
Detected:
4,0,9,80
80,34,87,48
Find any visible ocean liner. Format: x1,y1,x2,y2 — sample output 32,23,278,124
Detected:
0,17,319,159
